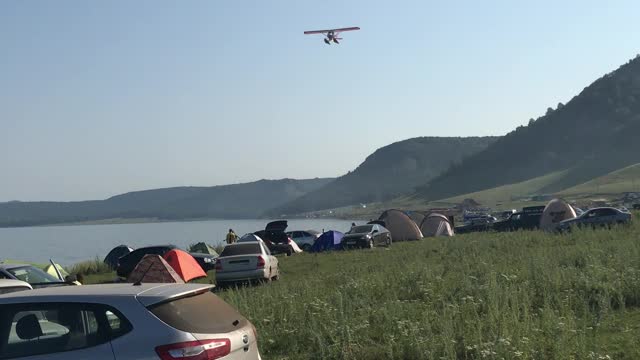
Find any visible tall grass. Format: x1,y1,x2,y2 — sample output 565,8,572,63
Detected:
66,257,112,276
218,216,640,359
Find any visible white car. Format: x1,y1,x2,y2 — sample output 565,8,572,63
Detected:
0,283,261,359
285,230,320,251
0,279,32,295
215,242,279,286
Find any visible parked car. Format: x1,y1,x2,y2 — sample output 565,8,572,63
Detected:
342,224,392,249
0,279,32,294
0,283,261,359
215,242,279,287
285,230,320,251
253,220,295,256
492,206,545,232
116,245,217,278
633,203,640,210
0,264,69,288
558,207,632,231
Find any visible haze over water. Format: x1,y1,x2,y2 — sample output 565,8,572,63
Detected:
0,219,357,266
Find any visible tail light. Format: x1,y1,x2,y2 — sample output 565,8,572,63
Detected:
155,339,230,360
214,260,223,271
256,256,265,269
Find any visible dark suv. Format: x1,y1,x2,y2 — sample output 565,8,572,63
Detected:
116,245,217,278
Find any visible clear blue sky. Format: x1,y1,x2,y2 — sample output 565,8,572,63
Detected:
1,0,639,201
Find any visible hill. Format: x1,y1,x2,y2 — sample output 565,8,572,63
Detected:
0,178,333,227
417,55,640,201
559,163,640,196
269,136,497,215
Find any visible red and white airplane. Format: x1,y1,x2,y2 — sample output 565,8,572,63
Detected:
304,27,360,44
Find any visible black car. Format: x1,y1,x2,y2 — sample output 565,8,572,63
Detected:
116,245,217,278
342,224,392,249
254,220,295,256
492,206,545,232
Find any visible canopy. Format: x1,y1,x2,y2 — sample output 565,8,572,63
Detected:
189,242,219,256
127,255,184,284
378,209,423,241
163,249,207,282
540,199,577,231
420,213,454,237
103,245,134,269
310,231,344,252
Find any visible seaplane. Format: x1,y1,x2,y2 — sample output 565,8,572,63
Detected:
304,27,360,44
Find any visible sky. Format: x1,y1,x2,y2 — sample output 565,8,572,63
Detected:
1,0,639,201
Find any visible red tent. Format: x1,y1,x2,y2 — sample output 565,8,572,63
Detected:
163,249,207,282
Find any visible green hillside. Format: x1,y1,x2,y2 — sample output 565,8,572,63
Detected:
417,55,640,201
560,163,640,196
270,136,497,216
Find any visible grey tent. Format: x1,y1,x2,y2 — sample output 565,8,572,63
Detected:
420,213,454,237
378,209,423,241
127,255,184,284
189,242,219,256
407,211,427,228
103,245,134,269
540,198,577,231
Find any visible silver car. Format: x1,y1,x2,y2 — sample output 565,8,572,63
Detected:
285,230,320,251
558,207,632,231
215,242,279,286
0,279,32,295
0,283,261,359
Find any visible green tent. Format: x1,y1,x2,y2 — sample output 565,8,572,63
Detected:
189,242,219,256
43,263,69,280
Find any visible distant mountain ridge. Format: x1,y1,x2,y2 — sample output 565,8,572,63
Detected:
0,178,333,227
417,55,640,201
270,136,498,215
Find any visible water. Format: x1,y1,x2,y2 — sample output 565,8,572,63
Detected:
0,219,357,266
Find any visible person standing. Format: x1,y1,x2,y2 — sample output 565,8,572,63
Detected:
226,228,238,244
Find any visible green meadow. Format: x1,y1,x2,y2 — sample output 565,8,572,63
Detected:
83,212,640,359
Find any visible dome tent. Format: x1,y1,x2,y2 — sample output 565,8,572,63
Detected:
127,255,184,284
540,198,577,231
310,231,344,252
420,213,454,237
189,242,218,256
378,209,423,241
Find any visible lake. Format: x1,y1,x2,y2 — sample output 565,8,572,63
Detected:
0,219,358,266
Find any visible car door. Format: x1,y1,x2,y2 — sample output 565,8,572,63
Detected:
371,225,380,245
263,243,278,276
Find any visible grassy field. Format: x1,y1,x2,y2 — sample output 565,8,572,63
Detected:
84,214,640,359
560,164,640,197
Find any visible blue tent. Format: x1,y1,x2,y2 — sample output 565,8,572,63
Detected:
310,230,344,252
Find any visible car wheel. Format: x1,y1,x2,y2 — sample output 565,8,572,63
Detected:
385,236,391,247
368,239,374,249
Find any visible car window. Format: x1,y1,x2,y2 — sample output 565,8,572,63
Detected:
598,209,617,216
349,225,373,233
149,291,247,334
6,266,59,284
0,303,132,359
220,243,261,256
301,231,311,237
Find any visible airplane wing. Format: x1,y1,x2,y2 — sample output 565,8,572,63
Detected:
304,27,360,35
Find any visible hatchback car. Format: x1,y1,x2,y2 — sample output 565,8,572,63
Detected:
116,245,217,278
0,283,261,359
215,242,279,287
0,279,32,295
0,264,68,288
342,224,392,249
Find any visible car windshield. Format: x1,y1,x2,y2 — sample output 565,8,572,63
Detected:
349,225,373,234
7,266,59,283
220,243,262,256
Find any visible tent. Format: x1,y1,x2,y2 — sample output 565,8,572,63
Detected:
420,213,454,237
310,231,344,252
127,255,184,284
43,263,69,280
378,209,423,241
163,249,207,282
189,242,219,256
540,198,577,231
238,233,264,243
103,245,134,269
407,211,427,228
